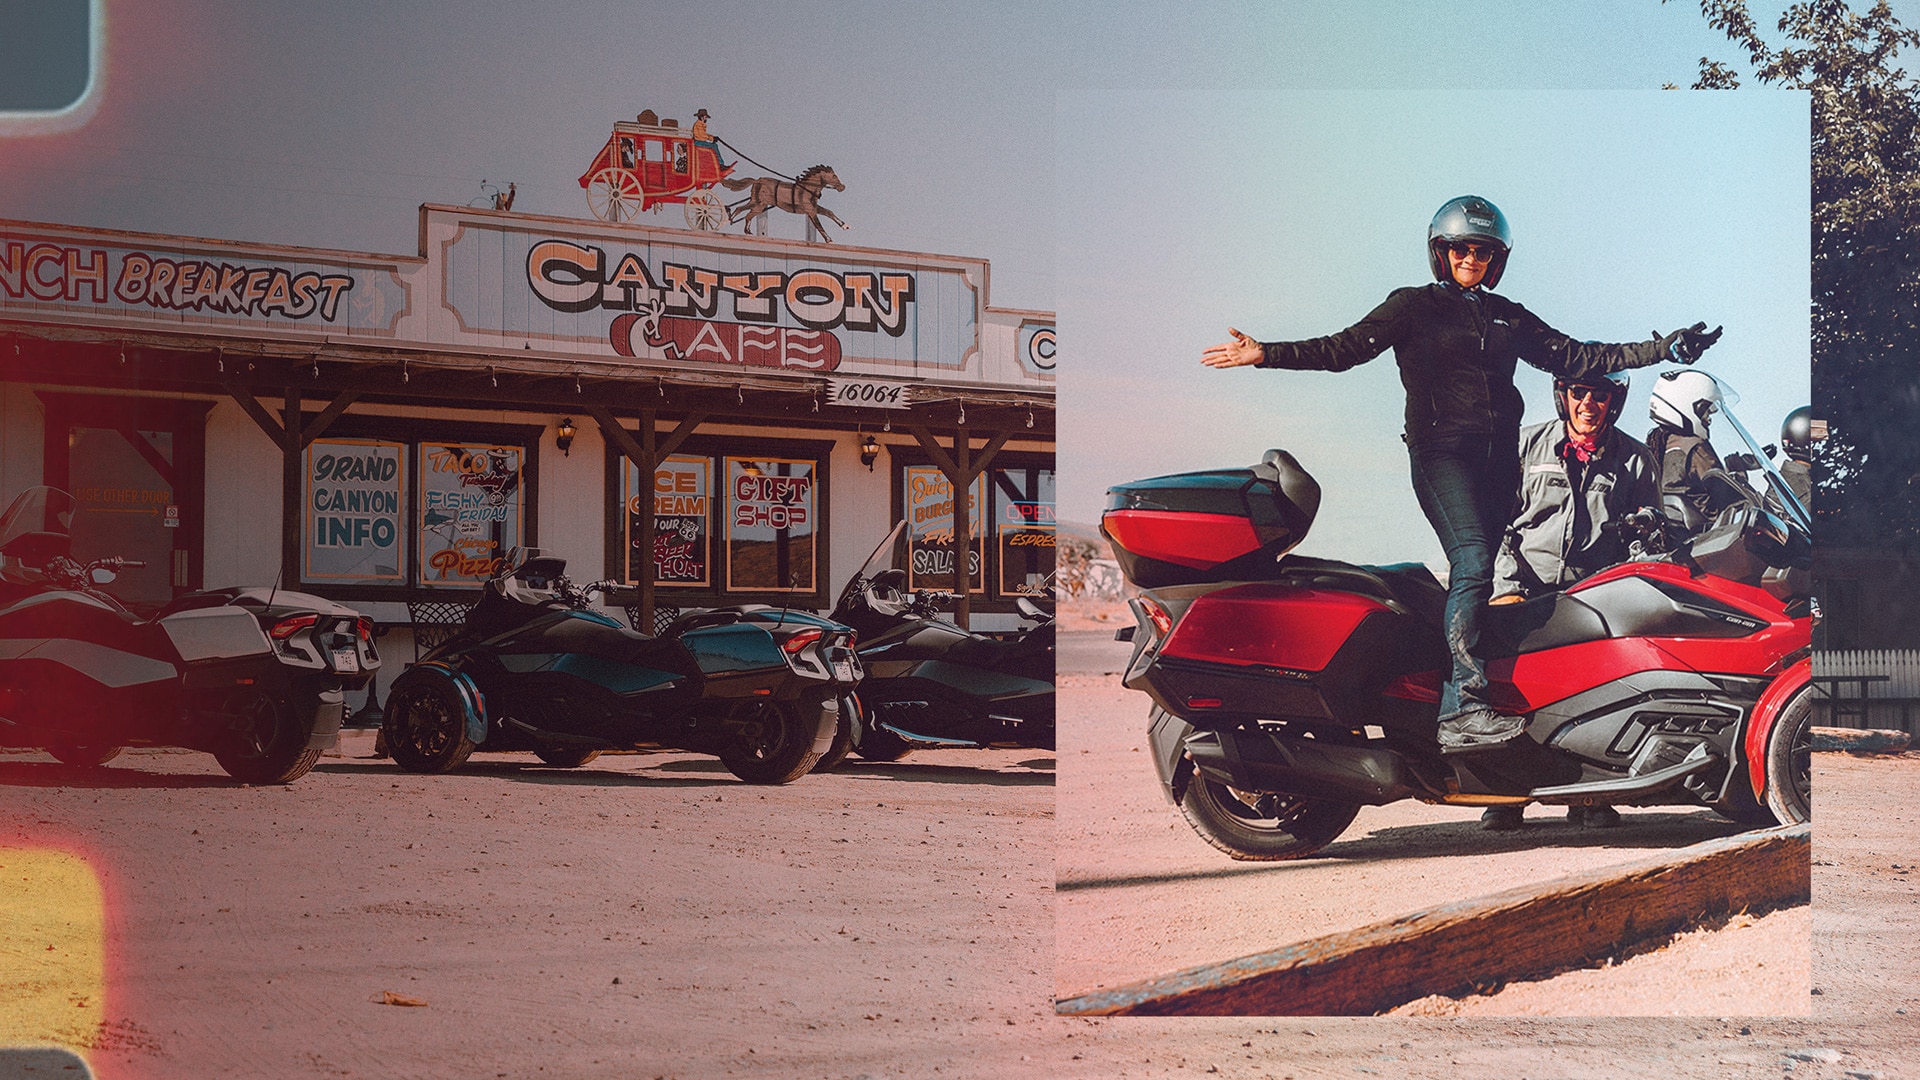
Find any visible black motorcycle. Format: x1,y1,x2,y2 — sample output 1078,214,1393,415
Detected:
822,521,1054,766
0,486,371,783
381,547,862,784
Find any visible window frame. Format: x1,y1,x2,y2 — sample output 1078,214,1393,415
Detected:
886,445,1055,613
294,413,542,603
603,432,834,610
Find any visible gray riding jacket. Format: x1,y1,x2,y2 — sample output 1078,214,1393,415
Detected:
1494,420,1659,598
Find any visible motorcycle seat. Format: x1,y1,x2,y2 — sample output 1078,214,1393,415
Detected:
947,625,1052,670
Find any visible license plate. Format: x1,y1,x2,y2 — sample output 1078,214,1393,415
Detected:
832,659,855,681
332,649,359,673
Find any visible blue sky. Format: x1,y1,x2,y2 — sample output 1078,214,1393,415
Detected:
1058,88,1810,567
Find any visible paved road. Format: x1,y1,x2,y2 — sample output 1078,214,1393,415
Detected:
1060,628,1131,679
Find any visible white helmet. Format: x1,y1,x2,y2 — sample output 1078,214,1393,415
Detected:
497,547,566,605
1649,369,1722,440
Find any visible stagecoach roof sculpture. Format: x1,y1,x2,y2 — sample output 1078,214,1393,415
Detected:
578,110,849,242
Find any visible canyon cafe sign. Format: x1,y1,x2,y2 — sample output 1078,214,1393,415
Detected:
0,207,1050,391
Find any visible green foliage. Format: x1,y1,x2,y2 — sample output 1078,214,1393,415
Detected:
1673,0,1920,543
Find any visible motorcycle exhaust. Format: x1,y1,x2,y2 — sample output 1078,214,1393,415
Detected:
1184,727,1415,804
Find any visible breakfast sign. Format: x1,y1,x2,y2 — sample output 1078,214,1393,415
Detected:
1,207,1051,391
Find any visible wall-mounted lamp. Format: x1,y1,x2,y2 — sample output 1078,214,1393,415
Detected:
556,417,576,457
860,434,881,471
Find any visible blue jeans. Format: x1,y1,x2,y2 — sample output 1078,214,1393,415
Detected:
1407,435,1520,721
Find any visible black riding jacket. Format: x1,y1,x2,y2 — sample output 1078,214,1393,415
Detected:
1256,283,1671,445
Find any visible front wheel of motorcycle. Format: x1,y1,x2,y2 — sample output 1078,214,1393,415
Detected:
383,680,477,774
719,700,821,785
1761,685,1812,825
214,688,322,784
1179,776,1362,861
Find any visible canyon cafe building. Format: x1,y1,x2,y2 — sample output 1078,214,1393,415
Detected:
0,205,1056,707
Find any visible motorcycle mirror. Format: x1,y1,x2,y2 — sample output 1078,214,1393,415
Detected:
89,566,118,585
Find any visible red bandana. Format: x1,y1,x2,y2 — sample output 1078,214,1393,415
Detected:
1559,433,1600,464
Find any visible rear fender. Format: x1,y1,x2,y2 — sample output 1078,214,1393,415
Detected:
1744,657,1811,800
405,661,489,745
1148,708,1197,805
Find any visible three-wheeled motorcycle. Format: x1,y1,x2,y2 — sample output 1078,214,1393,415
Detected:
381,548,861,784
1103,375,1814,860
0,487,371,782
821,521,1054,766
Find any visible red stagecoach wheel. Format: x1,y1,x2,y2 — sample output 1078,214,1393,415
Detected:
586,167,646,223
684,189,726,231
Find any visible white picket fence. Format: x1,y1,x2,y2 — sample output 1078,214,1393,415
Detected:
1813,650,1920,696
1811,649,1920,733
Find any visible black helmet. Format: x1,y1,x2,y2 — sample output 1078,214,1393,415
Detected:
1553,370,1630,437
1428,195,1511,289
1781,406,1813,461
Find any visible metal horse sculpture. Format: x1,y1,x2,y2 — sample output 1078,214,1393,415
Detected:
721,165,849,242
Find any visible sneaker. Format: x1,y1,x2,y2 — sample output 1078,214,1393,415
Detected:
1437,707,1527,753
1480,805,1525,831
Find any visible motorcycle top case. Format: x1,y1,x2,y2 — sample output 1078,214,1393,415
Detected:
1102,449,1321,588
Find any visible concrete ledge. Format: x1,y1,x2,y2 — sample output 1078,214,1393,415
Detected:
1055,823,1810,1017
1812,726,1911,754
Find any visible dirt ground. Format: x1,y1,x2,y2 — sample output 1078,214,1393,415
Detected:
1055,675,1812,1013
0,672,1916,1078
0,736,1058,1079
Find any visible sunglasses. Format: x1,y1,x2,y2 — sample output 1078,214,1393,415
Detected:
1563,385,1614,402
1446,241,1499,262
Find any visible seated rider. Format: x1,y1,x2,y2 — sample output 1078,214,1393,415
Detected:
1492,371,1658,602
1647,369,1725,532
1776,406,1814,511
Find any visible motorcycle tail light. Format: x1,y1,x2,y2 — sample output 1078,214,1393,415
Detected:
355,616,375,642
1140,598,1173,639
781,628,825,654
269,613,320,640
1186,697,1222,709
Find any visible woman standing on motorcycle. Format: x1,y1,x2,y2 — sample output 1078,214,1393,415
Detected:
1202,195,1721,752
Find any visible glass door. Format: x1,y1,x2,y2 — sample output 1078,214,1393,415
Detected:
41,394,209,612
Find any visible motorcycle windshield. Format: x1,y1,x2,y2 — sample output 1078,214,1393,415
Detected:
855,520,908,580
0,487,77,576
1704,373,1813,535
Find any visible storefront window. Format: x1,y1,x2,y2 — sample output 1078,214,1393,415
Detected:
304,438,406,586
298,422,536,594
608,436,829,603
726,457,817,593
897,458,1054,601
418,443,525,588
904,464,985,594
993,467,1056,596
619,454,712,588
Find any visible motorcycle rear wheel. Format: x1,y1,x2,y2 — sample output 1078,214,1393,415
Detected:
1762,685,1812,825
47,743,122,768
719,700,821,784
383,680,476,774
1179,777,1361,861
214,688,322,784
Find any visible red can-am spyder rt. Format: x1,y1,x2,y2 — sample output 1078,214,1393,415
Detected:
1103,378,1813,860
